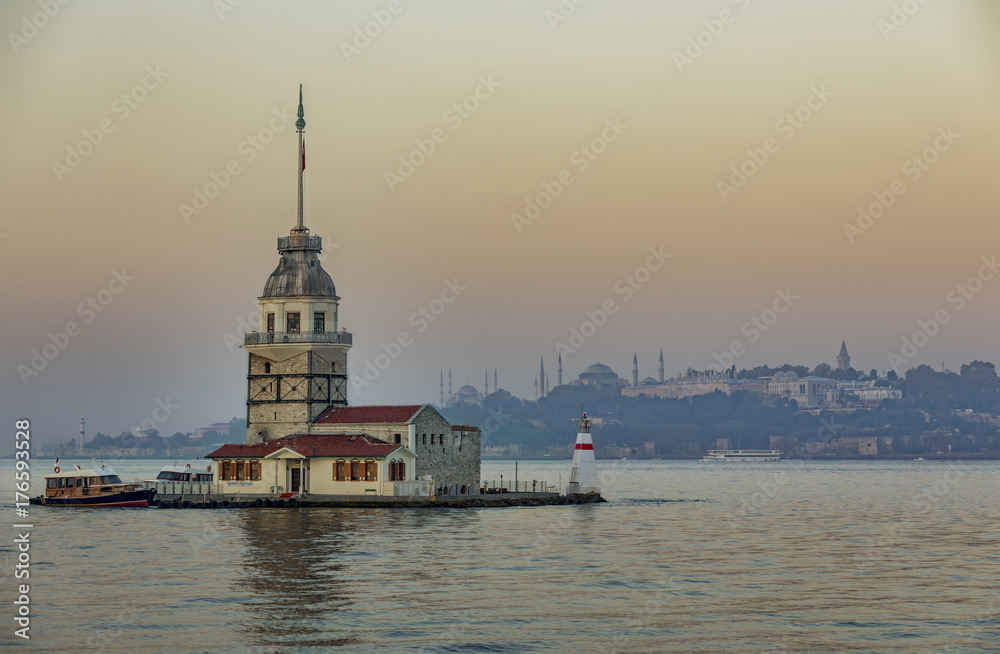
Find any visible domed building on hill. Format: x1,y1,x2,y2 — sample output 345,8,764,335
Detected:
452,384,482,405
578,362,627,388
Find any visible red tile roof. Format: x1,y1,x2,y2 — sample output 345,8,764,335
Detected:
206,434,403,459
313,404,424,424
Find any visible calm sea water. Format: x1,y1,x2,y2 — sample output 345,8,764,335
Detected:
2,458,998,653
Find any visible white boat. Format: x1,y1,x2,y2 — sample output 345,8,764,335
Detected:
701,449,782,462
145,460,214,483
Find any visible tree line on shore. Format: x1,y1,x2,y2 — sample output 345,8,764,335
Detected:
443,361,1000,456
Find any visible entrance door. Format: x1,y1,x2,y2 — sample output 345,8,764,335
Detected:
290,468,301,493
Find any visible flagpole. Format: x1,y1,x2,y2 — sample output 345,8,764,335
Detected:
295,84,305,231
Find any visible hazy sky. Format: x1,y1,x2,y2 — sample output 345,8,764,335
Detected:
1,0,997,444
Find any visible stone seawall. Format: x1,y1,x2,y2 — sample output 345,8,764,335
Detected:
153,492,605,509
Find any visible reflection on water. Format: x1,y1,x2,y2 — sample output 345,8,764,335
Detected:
1,460,997,653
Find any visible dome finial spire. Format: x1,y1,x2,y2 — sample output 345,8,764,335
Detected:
296,83,306,130
294,84,306,231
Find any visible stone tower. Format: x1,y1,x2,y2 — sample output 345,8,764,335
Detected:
632,352,639,387
837,340,851,371
244,86,352,444
658,349,664,383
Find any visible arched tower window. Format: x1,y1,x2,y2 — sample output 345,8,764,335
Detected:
264,363,271,373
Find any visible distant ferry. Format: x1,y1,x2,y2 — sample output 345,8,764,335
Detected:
36,464,154,507
702,449,783,462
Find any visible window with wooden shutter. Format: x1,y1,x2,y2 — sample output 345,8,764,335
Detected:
351,460,360,481
365,460,376,481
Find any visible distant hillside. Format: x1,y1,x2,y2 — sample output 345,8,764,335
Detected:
442,361,1000,457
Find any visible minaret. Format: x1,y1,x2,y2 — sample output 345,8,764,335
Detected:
539,356,546,399
557,352,563,386
243,85,351,443
632,352,639,387
534,377,538,400
484,369,489,397
566,409,599,495
78,417,85,452
837,340,851,371
658,349,664,383
439,370,444,406
494,367,498,394
448,367,453,402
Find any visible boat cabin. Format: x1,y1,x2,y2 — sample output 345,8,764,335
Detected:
150,461,214,483
45,465,125,500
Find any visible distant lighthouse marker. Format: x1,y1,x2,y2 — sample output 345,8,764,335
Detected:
566,409,599,495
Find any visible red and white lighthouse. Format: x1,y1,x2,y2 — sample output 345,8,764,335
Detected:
566,411,599,494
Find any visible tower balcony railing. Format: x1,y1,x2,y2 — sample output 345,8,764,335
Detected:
244,330,352,346
277,235,322,251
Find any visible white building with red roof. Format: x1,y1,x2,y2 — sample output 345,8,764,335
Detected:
206,434,419,497
312,404,480,495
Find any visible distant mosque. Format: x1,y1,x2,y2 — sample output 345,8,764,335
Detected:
439,367,498,407
535,351,652,398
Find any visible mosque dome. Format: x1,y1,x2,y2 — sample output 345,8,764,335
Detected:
640,376,659,386
458,384,478,394
581,363,617,379
262,234,337,298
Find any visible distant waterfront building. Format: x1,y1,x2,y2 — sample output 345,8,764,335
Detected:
837,340,851,371
766,372,837,408
621,368,732,399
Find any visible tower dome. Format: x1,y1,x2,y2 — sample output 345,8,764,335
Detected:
262,235,336,298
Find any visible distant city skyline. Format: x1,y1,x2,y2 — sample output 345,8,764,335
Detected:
1,0,997,444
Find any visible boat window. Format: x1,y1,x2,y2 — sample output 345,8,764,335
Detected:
156,471,184,481
57,478,66,488
100,475,122,484
47,478,57,489
75,478,83,487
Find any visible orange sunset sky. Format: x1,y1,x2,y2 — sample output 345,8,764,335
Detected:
1,0,997,443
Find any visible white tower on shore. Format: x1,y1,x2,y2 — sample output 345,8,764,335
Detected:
566,410,599,495
78,417,85,452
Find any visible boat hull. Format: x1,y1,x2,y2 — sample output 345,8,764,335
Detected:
39,488,154,508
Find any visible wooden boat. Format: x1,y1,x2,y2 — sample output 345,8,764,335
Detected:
36,464,154,507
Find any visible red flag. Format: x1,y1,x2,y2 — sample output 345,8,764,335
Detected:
301,138,306,171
